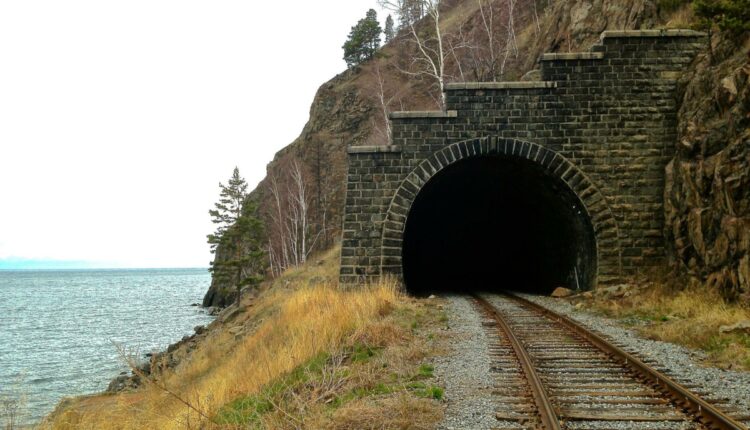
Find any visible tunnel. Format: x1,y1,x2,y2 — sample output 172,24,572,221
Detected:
401,155,597,296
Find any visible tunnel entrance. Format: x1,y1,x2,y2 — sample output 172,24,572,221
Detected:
401,155,597,296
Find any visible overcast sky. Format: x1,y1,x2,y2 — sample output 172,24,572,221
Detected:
0,1,388,269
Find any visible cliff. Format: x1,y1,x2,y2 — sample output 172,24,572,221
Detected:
206,0,749,305
666,34,750,301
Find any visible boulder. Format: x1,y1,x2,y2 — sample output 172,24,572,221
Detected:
551,287,574,298
219,305,242,323
106,373,141,393
719,320,750,335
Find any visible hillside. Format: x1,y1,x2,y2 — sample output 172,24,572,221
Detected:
42,248,448,429
205,0,750,307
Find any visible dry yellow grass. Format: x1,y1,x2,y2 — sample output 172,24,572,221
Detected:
42,246,445,429
663,3,696,29
582,281,750,370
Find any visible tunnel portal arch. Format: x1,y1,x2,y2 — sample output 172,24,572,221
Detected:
338,30,706,290
380,137,621,293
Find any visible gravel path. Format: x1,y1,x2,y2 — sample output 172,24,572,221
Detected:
433,295,500,430
521,294,750,421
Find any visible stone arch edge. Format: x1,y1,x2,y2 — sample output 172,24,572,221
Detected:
379,136,623,288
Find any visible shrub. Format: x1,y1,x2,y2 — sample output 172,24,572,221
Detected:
694,0,750,34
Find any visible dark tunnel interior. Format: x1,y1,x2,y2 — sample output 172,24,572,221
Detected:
402,155,597,296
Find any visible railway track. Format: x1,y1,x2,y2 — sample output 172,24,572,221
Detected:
472,293,750,430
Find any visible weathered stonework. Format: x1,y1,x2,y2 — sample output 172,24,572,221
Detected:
340,30,707,288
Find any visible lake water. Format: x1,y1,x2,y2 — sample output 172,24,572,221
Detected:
0,268,214,426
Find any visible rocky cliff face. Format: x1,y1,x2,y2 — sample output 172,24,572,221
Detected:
207,0,749,305
202,240,239,308
666,36,750,301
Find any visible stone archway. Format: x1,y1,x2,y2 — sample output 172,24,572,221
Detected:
380,137,622,291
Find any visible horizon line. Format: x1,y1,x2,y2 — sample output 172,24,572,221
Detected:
0,266,210,271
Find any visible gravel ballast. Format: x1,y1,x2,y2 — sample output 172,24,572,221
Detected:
521,293,750,421
433,292,750,429
434,295,500,430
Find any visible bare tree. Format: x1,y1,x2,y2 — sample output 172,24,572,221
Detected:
268,172,291,275
499,0,519,76
379,0,467,109
315,152,342,250
532,0,541,37
478,0,498,79
287,160,310,266
465,0,520,81
266,158,322,276
369,65,405,143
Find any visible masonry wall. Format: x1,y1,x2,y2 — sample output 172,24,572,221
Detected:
340,30,706,286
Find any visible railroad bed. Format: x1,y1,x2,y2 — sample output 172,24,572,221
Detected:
472,293,750,430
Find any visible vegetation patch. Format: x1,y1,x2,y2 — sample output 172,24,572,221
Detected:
576,280,750,370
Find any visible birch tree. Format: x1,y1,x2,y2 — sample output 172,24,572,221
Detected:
369,65,405,143
464,0,521,81
266,159,319,276
378,0,448,108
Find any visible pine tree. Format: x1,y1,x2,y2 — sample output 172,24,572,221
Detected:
207,167,247,251
207,168,265,302
384,14,395,42
342,9,383,69
694,0,750,34
398,0,425,27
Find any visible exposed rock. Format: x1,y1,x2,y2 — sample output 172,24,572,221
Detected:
551,287,575,298
218,305,242,323
666,34,750,302
201,269,238,308
719,320,750,335
106,373,140,393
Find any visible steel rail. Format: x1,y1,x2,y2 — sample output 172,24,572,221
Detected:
505,292,748,430
473,295,562,430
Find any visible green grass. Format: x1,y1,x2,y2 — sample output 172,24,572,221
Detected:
350,344,380,363
412,384,444,400
214,346,446,425
213,352,330,425
417,364,434,378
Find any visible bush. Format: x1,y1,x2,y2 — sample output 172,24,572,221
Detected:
694,0,750,34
